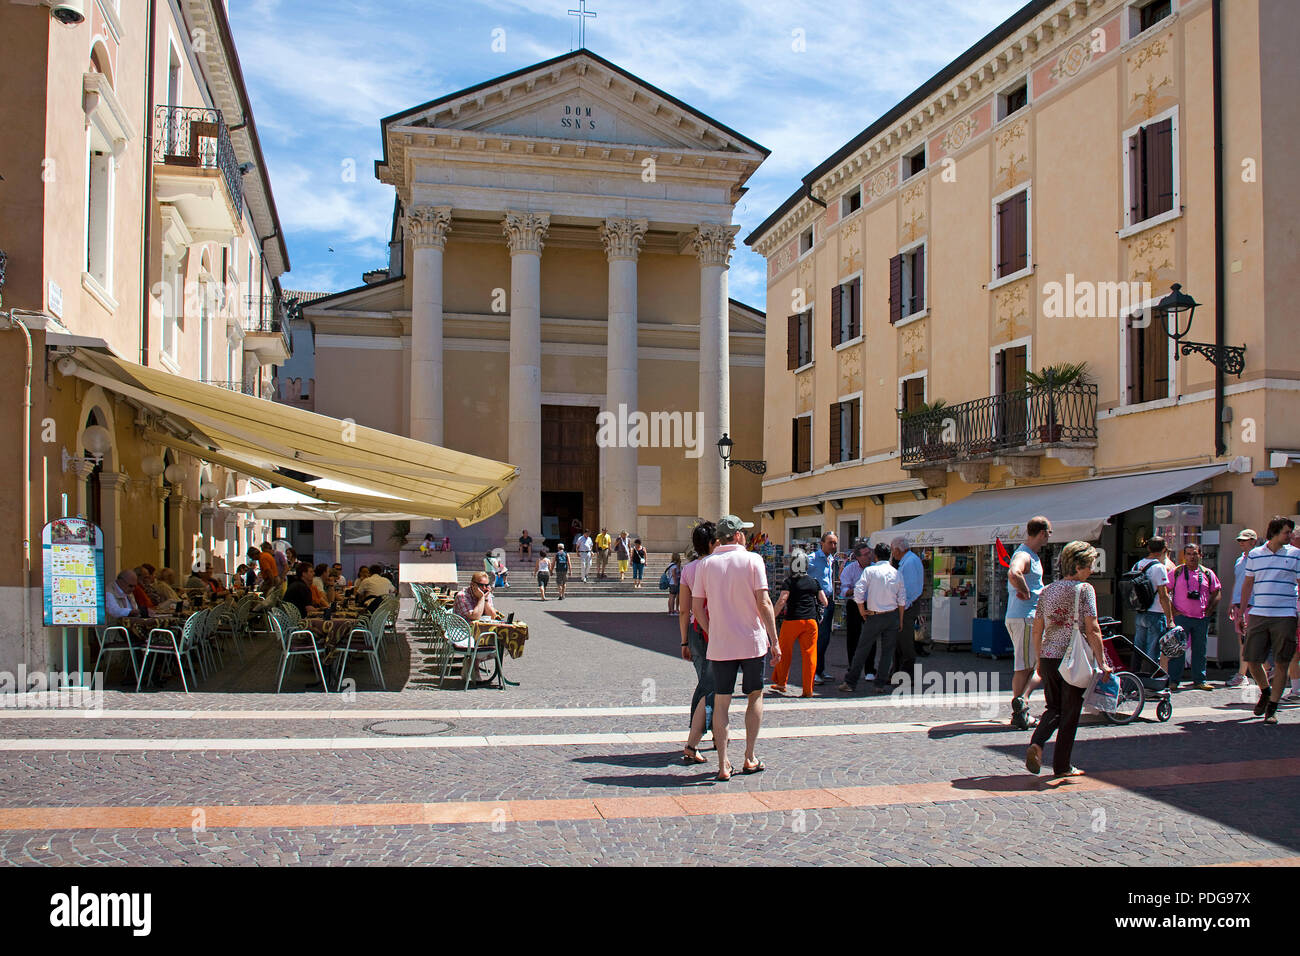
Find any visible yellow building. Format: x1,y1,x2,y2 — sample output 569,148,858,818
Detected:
746,0,1299,642
304,50,769,554
0,0,298,669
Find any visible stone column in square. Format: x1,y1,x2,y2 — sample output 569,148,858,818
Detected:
600,217,647,537
692,224,739,521
405,205,452,540
503,211,550,542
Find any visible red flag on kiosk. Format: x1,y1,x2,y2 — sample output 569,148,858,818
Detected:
995,538,1011,568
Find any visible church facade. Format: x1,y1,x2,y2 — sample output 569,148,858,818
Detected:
304,50,768,553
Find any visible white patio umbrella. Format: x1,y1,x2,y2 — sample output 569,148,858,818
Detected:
221,484,425,563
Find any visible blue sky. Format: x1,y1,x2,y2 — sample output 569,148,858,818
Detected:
229,0,1027,310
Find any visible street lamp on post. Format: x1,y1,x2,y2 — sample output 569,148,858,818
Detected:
716,432,766,476
1155,283,1246,376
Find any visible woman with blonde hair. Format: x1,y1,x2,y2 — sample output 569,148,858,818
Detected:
1025,540,1112,778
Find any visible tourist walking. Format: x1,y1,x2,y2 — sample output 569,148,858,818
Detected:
577,529,594,582
1169,543,1220,690
1130,537,1176,676
810,532,839,684
1239,516,1300,724
596,528,612,579
553,543,570,599
615,531,631,582
535,549,552,600
1026,540,1112,777
666,553,681,614
1227,529,1258,688
771,549,826,697
631,538,647,588
1006,516,1051,729
840,543,906,694
693,515,780,781
839,544,871,670
679,523,717,765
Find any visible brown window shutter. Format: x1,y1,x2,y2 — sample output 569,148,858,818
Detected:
913,244,926,312
995,197,1012,278
1151,118,1174,216
1148,312,1169,398
851,277,861,338
888,254,903,323
829,401,843,463
787,314,799,370
1127,316,1140,403
797,417,812,473
1011,192,1028,273
850,399,861,459
791,418,800,472
830,284,843,348
1129,132,1144,223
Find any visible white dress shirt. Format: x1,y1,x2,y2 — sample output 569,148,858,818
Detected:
106,581,137,620
840,559,868,599
853,560,907,613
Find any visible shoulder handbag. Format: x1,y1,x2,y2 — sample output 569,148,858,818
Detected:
1059,583,1100,688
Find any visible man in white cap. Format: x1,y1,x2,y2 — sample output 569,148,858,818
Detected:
693,514,781,781
1227,528,1258,689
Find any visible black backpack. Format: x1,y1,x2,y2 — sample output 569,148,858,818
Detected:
1119,559,1159,612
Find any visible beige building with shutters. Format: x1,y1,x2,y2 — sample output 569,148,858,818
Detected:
747,0,1300,628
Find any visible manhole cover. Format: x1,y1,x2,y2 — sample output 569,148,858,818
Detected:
364,719,453,737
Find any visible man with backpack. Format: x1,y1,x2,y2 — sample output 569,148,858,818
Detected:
1126,537,1176,676
553,543,570,600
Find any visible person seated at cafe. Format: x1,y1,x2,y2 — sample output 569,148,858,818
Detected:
184,567,205,590
454,571,505,623
355,566,370,584
283,563,314,616
354,564,395,604
131,566,157,612
154,567,181,605
197,567,227,597
331,563,348,587
107,569,141,620
311,563,333,607
137,563,164,606
230,567,248,595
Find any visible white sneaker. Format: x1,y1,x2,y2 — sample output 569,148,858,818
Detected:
1225,674,1245,688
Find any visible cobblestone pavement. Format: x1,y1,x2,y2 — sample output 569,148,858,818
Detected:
2,597,1296,865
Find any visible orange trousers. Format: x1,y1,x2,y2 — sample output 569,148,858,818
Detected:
772,618,819,696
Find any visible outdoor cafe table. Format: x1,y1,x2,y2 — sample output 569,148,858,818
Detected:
471,619,528,687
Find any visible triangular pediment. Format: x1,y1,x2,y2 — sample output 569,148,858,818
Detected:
383,50,765,159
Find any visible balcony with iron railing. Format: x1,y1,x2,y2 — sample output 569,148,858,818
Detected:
242,290,292,364
153,106,244,230
899,382,1099,481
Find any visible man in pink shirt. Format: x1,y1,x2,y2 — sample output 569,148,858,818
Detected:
693,515,780,781
1168,543,1220,690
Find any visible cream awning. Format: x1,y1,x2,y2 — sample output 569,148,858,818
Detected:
59,349,516,526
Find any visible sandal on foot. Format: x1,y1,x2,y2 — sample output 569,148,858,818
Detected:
1025,745,1042,775
741,759,766,775
1053,766,1085,778
682,745,707,765
715,762,734,782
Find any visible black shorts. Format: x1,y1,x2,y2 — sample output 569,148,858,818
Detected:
710,656,765,696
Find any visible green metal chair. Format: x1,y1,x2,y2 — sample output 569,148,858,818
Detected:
335,605,388,691
435,608,502,690
92,625,138,684
269,608,328,693
136,610,207,693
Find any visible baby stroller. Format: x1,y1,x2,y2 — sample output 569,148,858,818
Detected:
1095,617,1174,724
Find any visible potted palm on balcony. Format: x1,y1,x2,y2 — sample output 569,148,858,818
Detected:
900,399,950,460
1025,362,1090,443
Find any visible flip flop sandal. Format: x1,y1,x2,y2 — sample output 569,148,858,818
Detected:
682,746,707,765
741,759,766,775
1053,767,1086,778
716,762,733,782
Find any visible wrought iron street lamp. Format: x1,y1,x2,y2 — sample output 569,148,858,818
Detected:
1155,283,1246,376
717,432,767,476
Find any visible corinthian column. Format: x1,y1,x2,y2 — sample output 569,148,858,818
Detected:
405,205,452,541
692,223,739,521
503,211,550,542
406,205,452,447
600,217,647,538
